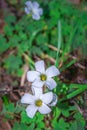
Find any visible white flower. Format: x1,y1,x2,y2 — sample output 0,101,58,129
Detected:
25,1,43,20
27,60,60,90
21,87,53,118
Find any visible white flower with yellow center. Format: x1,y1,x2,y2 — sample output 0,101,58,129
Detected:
21,87,53,118
27,60,60,90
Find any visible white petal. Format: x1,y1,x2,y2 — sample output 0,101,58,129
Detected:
35,60,45,73
38,8,43,15
32,2,39,8
46,66,60,78
32,14,40,20
27,71,40,82
49,94,58,106
41,92,53,104
38,104,51,114
25,7,30,14
32,86,43,98
21,93,35,104
45,78,57,90
32,79,44,88
26,105,38,118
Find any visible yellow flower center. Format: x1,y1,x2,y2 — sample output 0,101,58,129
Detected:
35,99,43,107
40,74,47,81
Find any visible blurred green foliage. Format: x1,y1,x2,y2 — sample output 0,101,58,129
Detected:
0,0,87,129
1,0,87,75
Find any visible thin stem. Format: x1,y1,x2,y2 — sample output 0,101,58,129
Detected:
55,20,61,67
67,86,87,99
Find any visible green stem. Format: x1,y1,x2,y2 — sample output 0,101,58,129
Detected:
23,53,34,66
55,20,61,67
67,85,87,99
59,84,87,103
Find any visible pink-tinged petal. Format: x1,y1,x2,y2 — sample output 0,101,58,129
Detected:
27,71,40,82
38,104,51,114
46,66,60,78
45,78,57,90
35,60,45,73
32,79,44,88
21,94,35,104
32,86,43,98
41,92,53,104
26,105,38,118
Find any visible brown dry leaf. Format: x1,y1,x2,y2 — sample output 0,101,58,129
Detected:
0,9,6,34
68,0,81,4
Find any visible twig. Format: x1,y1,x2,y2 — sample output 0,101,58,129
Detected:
23,53,34,65
45,44,85,70
71,100,83,115
20,64,29,87
5,122,12,130
41,53,55,63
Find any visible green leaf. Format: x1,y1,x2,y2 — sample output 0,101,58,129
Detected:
69,121,77,130
12,122,28,130
15,104,25,113
2,95,9,105
6,103,15,112
1,103,15,119
36,113,44,122
4,55,23,73
62,109,69,117
67,85,87,99
9,34,20,47
74,112,86,127
4,14,16,24
17,42,29,55
21,111,32,124
53,118,69,130
4,25,14,36
53,107,61,120
28,123,35,130
36,122,45,129
21,111,36,124
69,121,85,130
0,35,9,54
